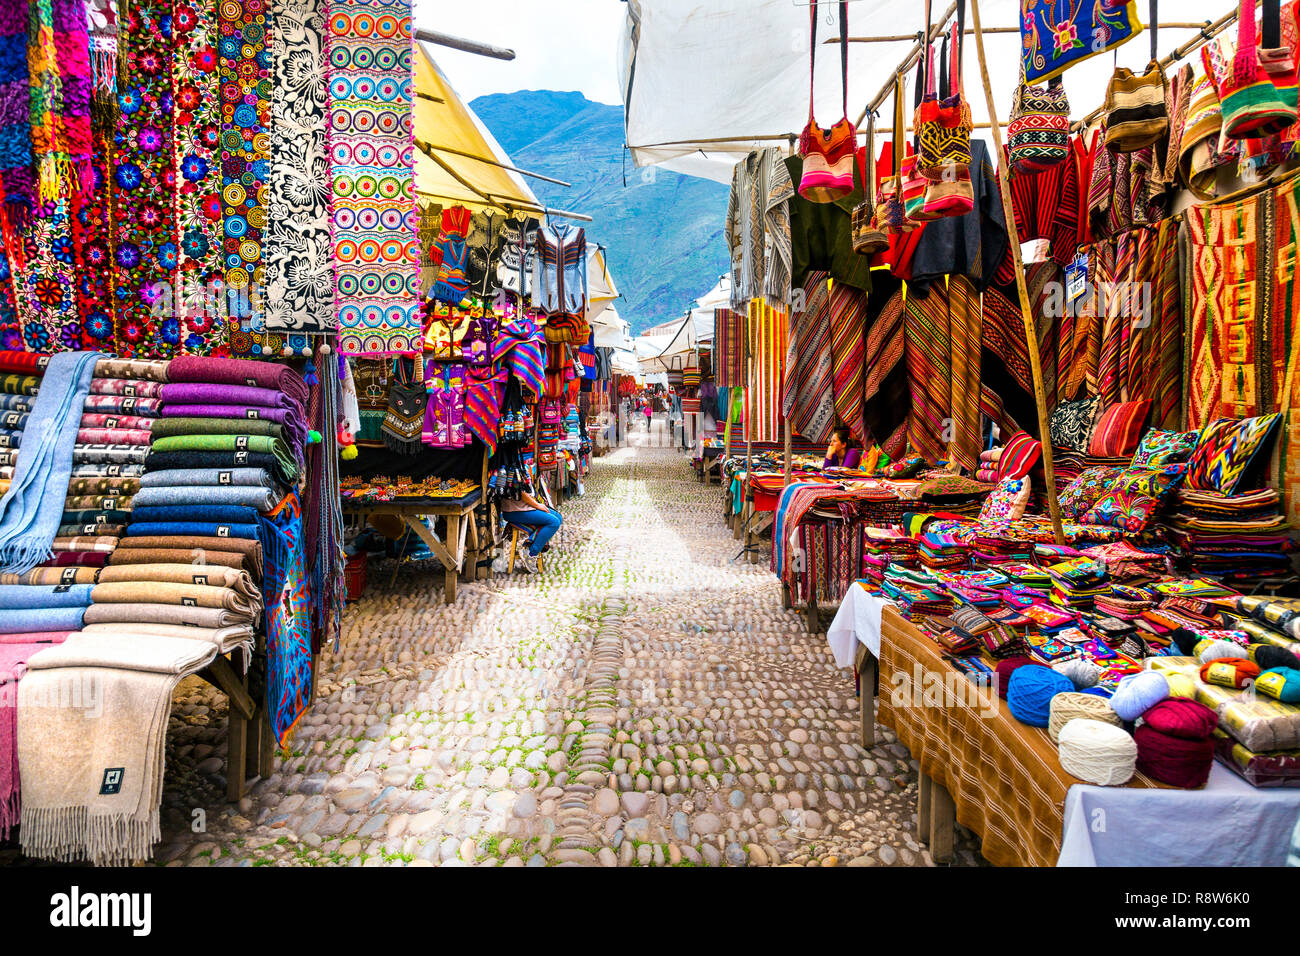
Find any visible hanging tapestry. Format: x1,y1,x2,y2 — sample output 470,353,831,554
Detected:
983,263,1059,412
219,0,278,357
862,284,907,457
782,273,834,444
744,298,787,443
71,124,114,348
173,0,225,354
259,492,312,746
827,279,868,442
329,0,418,355
112,0,177,358
264,0,332,334
713,307,746,387
1019,0,1143,84
904,277,983,469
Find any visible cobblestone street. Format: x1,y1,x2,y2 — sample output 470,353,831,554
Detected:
147,428,982,867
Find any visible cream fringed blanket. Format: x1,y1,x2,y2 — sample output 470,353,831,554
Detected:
18,634,216,865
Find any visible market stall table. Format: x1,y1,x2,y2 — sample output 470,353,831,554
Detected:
341,488,483,604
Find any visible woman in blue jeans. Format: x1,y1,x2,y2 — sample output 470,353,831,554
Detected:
500,488,562,574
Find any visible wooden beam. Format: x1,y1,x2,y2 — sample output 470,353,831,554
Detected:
970,0,1066,544
415,29,515,61
421,141,574,188
199,654,256,722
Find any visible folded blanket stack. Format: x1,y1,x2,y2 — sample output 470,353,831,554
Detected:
0,352,44,498
0,631,68,839
1166,488,1299,592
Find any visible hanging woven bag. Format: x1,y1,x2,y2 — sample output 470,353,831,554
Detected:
798,1,858,202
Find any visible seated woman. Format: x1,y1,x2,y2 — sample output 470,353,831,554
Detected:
499,486,562,574
824,424,862,470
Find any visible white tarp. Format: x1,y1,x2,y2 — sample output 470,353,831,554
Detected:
622,0,1228,182
587,246,620,323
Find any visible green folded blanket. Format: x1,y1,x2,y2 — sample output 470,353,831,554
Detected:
148,434,296,476
149,418,285,442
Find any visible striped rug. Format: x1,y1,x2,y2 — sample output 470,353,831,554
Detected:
827,280,868,441
744,298,788,443
782,274,834,443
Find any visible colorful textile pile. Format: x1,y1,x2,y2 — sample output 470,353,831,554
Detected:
744,298,787,443
1166,488,1297,591
713,307,746,387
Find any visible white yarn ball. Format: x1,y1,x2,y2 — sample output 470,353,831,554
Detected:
1197,639,1248,664
1058,718,1137,786
1052,657,1101,690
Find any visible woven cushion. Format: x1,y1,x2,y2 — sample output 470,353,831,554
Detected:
1048,397,1103,453
1088,400,1150,457
1130,428,1198,468
1185,414,1284,495
996,431,1041,481
978,476,1031,524
1081,488,1160,535
1057,465,1123,520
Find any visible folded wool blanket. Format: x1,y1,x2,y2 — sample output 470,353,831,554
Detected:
0,374,39,397
0,584,94,608
0,351,48,374
92,358,169,383
77,428,151,446
97,562,258,597
158,382,300,412
19,634,215,865
0,606,87,631
144,450,297,485
0,631,73,644
131,485,276,511
126,521,259,540
0,352,103,573
0,480,7,497
1,636,68,838
89,378,164,398
0,429,21,449
64,495,133,513
150,418,284,442
0,410,27,431
107,547,260,577
132,504,260,525
70,463,145,479
81,602,249,628
158,404,307,452
0,567,99,586
0,450,15,468
90,581,262,618
57,524,126,539
166,355,307,407
139,467,274,489
0,394,33,412
40,552,109,568
80,413,154,431
73,444,150,465
81,622,254,656
66,476,140,496
83,395,162,416
61,509,130,526
51,536,119,553
150,434,297,473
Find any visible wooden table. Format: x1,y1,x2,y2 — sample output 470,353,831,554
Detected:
194,646,275,802
342,489,483,604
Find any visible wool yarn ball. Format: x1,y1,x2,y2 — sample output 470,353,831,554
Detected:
1052,657,1101,690
1007,666,1075,727
1058,718,1138,786
1251,645,1300,672
1109,670,1169,722
1196,639,1248,664
1048,692,1122,743
1134,725,1215,788
1139,698,1219,739
1164,672,1198,700
1255,667,1300,703
993,656,1039,699
1199,658,1260,689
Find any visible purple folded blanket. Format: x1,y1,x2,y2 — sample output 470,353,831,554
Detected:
159,403,307,448
167,357,308,408
158,383,301,411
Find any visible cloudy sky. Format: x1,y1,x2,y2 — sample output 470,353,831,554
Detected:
414,0,627,105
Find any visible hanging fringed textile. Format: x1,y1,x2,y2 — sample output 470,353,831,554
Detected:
0,0,33,238
904,278,983,470
329,0,418,355
946,276,982,473
782,272,834,443
172,0,225,355
743,297,786,443
112,0,176,358
982,265,1060,412
86,0,116,104
30,0,93,204
264,0,332,335
259,491,313,746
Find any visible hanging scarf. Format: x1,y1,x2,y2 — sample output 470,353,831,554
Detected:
258,492,312,746
491,313,545,400
0,0,33,232
30,0,93,204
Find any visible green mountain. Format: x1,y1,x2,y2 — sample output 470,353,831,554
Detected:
470,90,729,335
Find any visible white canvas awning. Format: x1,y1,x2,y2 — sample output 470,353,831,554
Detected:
587,246,620,323
621,0,1227,182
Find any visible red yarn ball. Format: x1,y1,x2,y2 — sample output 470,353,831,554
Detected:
1134,725,1214,788
994,656,1040,699
1139,698,1218,740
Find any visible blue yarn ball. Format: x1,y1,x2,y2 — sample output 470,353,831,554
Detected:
1006,666,1074,727
1109,670,1169,722
1080,685,1112,698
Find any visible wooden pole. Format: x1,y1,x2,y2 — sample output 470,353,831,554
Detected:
968,0,1066,545
415,29,516,61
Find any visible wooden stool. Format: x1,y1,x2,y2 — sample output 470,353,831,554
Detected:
507,525,544,574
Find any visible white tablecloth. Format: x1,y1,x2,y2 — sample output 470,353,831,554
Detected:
825,582,896,669
1059,762,1300,866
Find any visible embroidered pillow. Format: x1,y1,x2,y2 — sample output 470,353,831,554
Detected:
996,431,1042,481
1048,397,1104,453
978,476,1031,523
1057,466,1122,519
1088,400,1151,457
1130,428,1199,467
1112,463,1185,500
1080,488,1160,534
1185,414,1284,495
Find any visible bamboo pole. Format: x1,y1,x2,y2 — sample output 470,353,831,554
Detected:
856,0,957,128
969,0,1066,545
832,22,1214,43
415,29,515,61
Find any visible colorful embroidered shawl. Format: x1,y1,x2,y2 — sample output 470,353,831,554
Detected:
1020,0,1143,84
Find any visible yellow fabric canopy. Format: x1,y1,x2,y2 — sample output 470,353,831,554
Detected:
414,45,542,215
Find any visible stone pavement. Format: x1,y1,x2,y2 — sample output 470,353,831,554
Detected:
145,426,985,867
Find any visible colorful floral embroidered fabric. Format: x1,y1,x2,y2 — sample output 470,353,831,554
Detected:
978,476,1031,524
1057,465,1122,519
1130,428,1198,468
1185,414,1284,496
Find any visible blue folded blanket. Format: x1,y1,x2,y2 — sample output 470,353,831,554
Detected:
0,583,94,609
132,485,276,511
125,521,260,540
139,467,277,489
0,606,88,632
130,505,260,525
